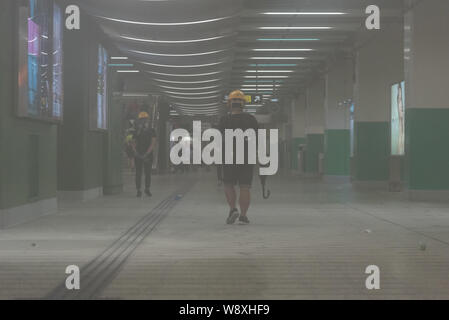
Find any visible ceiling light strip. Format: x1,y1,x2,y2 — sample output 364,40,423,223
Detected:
253,49,313,52
158,85,219,90
153,78,223,84
97,15,231,26
250,57,305,60
120,35,226,43
139,61,224,68
257,38,320,41
117,70,140,73
163,90,220,95
259,27,332,30
245,70,293,73
147,71,223,77
175,103,221,107
168,95,220,100
128,49,224,57
263,12,345,15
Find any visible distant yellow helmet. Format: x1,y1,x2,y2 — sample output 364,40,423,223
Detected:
228,90,246,102
138,111,149,119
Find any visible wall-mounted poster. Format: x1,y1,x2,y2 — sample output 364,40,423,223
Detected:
17,0,63,121
391,81,405,155
52,2,63,118
96,45,108,129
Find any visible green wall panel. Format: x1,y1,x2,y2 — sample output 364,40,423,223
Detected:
305,134,324,174
354,122,389,181
325,129,350,176
405,108,449,190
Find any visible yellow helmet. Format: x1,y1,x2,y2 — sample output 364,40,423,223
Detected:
228,90,246,102
138,111,149,119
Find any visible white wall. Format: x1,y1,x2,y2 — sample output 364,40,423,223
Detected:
325,57,354,130
354,22,404,122
292,93,306,138
305,78,325,134
405,0,449,109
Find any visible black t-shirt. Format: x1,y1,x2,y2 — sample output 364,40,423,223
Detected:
218,112,259,164
133,122,157,155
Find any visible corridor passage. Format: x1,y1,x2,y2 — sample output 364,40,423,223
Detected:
2,0,449,303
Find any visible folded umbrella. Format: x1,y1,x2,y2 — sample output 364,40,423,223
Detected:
259,174,271,199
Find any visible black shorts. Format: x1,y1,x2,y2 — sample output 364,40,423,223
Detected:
223,164,254,187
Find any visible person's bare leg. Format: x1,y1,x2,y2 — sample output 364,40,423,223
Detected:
224,184,237,210
239,186,251,217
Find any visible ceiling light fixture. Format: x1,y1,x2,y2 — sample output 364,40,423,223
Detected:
168,95,220,100
249,64,296,67
158,85,219,90
177,106,222,110
244,80,284,83
163,90,220,95
257,38,320,41
119,35,226,43
147,71,223,77
259,27,332,30
108,64,134,67
122,93,149,97
241,84,281,87
128,49,224,57
153,78,223,84
97,15,231,26
253,48,313,52
240,91,273,94
175,102,221,107
245,70,293,73
263,12,345,15
139,61,224,68
250,57,305,60
117,70,140,73
244,75,289,78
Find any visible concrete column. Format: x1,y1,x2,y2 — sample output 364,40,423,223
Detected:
305,78,325,176
404,0,449,200
291,93,306,170
324,57,353,178
353,22,404,188
103,75,125,195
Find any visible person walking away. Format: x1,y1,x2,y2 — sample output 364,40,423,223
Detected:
133,112,157,197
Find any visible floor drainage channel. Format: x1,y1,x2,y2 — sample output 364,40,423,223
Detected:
45,183,193,300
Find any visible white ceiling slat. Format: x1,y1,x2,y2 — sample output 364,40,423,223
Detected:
78,0,403,116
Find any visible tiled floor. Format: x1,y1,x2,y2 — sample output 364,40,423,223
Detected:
1,169,449,299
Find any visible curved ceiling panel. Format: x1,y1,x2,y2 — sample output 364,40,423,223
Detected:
78,0,403,116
